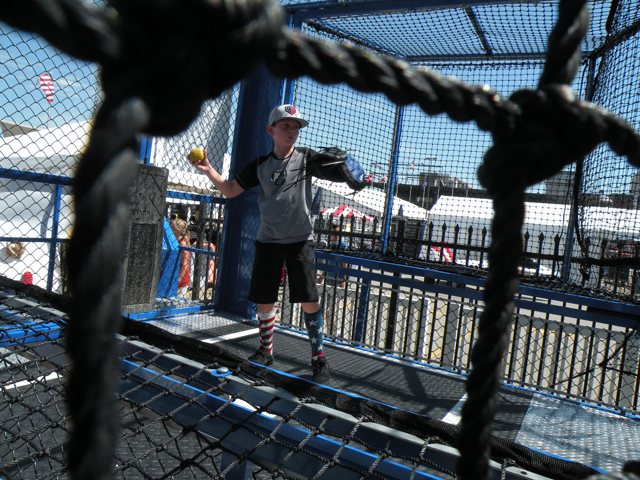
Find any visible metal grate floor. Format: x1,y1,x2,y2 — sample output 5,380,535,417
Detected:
515,393,640,472
147,311,639,474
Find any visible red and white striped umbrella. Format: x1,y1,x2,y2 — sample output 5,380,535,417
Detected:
428,245,453,263
39,73,54,103
321,205,374,222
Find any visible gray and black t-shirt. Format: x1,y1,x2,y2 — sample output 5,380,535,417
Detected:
236,147,319,244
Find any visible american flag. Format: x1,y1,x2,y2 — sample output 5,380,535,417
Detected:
409,159,414,169
39,73,54,103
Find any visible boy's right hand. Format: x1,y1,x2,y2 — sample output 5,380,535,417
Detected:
186,150,242,198
188,149,211,172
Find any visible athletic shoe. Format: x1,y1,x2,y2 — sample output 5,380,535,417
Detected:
248,348,274,366
312,356,330,384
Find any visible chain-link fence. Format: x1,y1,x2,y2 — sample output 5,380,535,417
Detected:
0,17,101,293
2,0,640,479
2,2,640,305
278,250,640,413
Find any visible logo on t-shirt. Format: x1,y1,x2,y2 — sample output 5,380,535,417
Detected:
285,105,297,116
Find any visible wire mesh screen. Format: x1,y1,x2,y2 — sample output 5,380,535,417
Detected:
294,1,640,302
1,281,614,480
0,18,101,294
1,0,640,478
0,14,237,309
149,91,239,308
1,1,639,303
574,8,640,296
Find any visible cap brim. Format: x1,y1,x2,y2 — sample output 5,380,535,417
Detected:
271,116,309,128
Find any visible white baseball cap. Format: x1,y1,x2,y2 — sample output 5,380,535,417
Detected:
268,104,309,128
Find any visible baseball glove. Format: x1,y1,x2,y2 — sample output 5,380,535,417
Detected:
306,147,366,191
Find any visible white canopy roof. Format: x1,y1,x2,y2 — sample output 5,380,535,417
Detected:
428,196,640,241
313,179,428,219
0,121,92,178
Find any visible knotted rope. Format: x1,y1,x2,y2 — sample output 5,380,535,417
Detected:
459,1,640,478
0,0,639,479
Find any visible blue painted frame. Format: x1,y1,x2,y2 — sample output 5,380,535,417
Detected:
314,250,640,329
1,167,71,291
219,64,284,318
380,104,404,251
118,356,444,480
118,337,581,480
288,0,540,22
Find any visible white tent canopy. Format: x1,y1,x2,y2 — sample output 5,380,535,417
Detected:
0,121,91,239
427,196,640,247
428,196,572,229
313,179,428,219
0,121,91,178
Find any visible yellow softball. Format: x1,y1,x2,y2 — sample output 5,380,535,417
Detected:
189,148,204,163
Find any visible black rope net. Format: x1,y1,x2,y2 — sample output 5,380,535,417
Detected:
0,277,612,480
1,0,640,480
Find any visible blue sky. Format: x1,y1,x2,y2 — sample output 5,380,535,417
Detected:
293,61,582,193
0,24,101,130
1,0,638,196
292,0,640,196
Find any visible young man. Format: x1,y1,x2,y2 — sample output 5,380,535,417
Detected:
189,104,330,384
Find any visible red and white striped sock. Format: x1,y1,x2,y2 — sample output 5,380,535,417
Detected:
257,310,275,355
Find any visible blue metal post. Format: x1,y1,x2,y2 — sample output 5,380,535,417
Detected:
380,104,404,251
138,135,153,165
282,14,302,104
354,279,370,342
46,184,63,291
217,64,283,318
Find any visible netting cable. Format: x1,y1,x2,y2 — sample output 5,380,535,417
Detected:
1,1,640,480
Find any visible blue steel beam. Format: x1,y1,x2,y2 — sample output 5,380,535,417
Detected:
380,104,404,251
118,358,442,480
138,135,153,165
46,184,63,291
289,0,543,22
220,64,283,317
282,14,304,103
119,339,559,480
405,53,548,62
0,237,66,244
314,251,640,328
165,189,227,204
304,19,548,62
0,167,72,186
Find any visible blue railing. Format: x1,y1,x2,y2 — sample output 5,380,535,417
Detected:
276,251,640,413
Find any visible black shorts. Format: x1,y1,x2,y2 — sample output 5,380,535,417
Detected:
248,240,319,305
